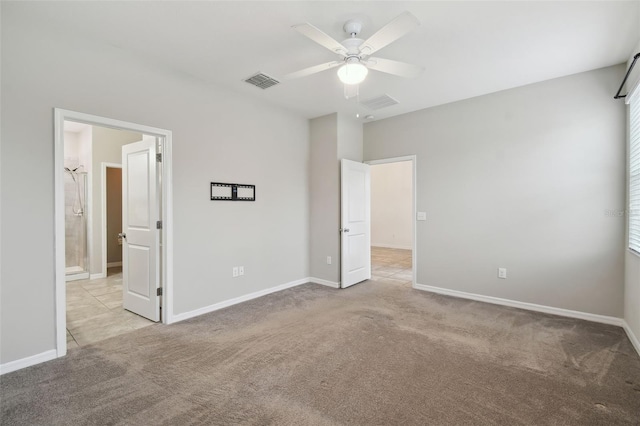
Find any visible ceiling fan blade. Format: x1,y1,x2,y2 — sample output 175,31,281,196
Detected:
292,23,348,57
282,61,343,80
359,11,419,56
365,57,424,79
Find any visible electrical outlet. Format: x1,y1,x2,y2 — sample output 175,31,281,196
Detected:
239,266,244,276
233,267,239,278
327,256,332,265
498,268,507,279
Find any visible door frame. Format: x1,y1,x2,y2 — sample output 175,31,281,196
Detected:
54,108,174,358
365,155,417,286
101,162,123,273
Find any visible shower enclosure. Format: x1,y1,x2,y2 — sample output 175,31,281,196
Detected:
65,167,89,280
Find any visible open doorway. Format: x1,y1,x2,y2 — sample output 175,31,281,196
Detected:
367,156,416,286
63,123,155,348
55,109,173,358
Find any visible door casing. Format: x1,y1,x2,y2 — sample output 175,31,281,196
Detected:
54,108,174,358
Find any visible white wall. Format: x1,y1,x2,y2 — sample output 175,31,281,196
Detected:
63,131,80,163
90,126,142,276
364,65,626,317
1,4,310,364
371,161,413,250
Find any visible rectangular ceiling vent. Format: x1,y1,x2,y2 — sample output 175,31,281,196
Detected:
360,94,399,110
244,72,280,90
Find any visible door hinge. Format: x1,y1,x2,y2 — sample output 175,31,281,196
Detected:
157,287,163,296
156,220,162,229
156,153,162,162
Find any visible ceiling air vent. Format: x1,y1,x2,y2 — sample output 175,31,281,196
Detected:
244,72,280,90
360,94,399,110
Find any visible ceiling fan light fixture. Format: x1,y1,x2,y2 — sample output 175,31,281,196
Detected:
337,62,368,85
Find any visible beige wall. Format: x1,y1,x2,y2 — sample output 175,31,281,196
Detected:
105,167,122,265
371,161,413,250
365,65,626,317
91,126,142,275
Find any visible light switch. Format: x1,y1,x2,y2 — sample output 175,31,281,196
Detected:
417,212,427,221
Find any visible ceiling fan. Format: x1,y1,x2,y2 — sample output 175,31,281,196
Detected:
283,11,424,85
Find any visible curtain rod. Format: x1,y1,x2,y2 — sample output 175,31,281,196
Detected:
614,52,640,99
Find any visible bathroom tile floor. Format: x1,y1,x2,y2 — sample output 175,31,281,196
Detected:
370,247,413,285
66,267,154,349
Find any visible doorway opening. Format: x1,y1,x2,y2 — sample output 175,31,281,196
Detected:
55,109,174,358
367,156,416,287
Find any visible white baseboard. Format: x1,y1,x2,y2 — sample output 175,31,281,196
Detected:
90,272,106,280
65,273,89,282
0,349,57,375
372,243,412,250
309,277,340,288
106,261,122,268
413,283,624,327
171,277,310,323
623,321,640,357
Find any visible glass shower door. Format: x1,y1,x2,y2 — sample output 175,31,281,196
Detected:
64,171,89,280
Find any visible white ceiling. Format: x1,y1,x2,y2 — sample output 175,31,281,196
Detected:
17,1,640,121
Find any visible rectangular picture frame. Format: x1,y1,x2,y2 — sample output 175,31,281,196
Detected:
210,182,256,201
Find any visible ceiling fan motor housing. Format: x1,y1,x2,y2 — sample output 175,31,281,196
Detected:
342,37,365,56
343,19,363,36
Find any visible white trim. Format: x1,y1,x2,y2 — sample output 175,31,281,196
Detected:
371,243,413,250
107,261,122,268
171,278,310,323
65,272,89,282
0,350,57,375
413,283,624,326
366,155,416,165
365,155,417,287
89,272,106,280
55,109,174,359
310,277,340,288
54,109,66,357
101,162,122,278
623,321,640,357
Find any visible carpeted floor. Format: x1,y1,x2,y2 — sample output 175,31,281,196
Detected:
2,278,640,425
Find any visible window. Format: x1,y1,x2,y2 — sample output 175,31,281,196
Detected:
630,94,640,253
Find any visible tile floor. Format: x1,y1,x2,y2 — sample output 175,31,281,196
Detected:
66,267,154,349
370,246,413,285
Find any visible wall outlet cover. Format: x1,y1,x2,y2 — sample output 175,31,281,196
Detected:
233,267,239,277
239,266,244,276
498,268,507,279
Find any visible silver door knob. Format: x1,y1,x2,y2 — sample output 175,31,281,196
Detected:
118,233,126,239
342,228,350,233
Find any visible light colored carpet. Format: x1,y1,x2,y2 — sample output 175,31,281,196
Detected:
2,279,640,425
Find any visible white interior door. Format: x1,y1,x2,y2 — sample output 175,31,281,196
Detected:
122,137,160,321
341,159,371,288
